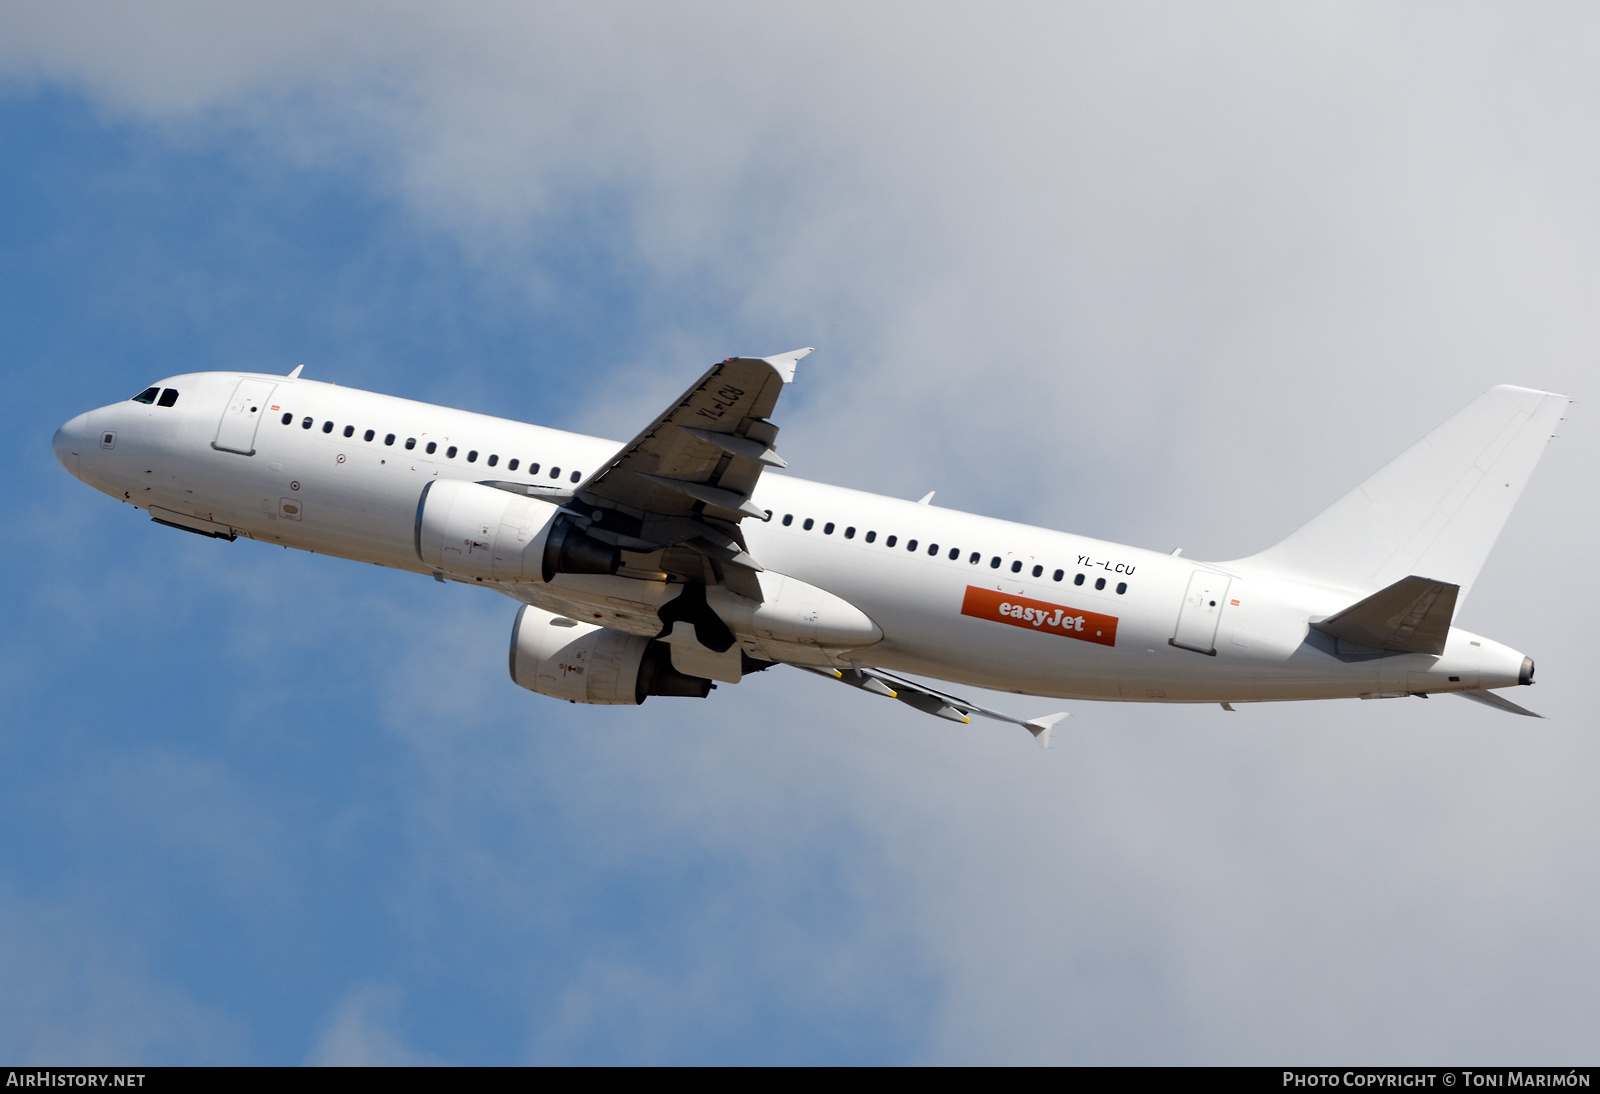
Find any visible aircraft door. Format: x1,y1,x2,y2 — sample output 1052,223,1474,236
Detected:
1171,570,1232,655
213,379,278,456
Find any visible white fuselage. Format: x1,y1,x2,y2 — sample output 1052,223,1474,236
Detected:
54,371,1531,704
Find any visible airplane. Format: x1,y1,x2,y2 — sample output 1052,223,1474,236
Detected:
52,350,1567,747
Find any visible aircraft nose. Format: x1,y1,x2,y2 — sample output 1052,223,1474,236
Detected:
53,412,88,478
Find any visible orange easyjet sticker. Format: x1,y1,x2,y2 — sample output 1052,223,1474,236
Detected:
961,586,1118,647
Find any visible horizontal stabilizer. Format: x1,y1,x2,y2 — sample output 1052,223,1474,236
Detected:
1455,689,1543,718
1311,575,1459,655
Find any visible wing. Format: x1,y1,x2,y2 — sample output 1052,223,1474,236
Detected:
797,664,1068,748
562,349,811,598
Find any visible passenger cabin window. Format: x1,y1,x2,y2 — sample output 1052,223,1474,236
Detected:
1074,573,1085,585
571,470,581,483
549,467,560,479
132,387,159,404
1116,582,1127,595
343,425,355,438
506,457,517,470
1053,569,1064,582
281,412,293,425
157,389,179,407
1032,564,1043,577
487,454,498,467
364,429,375,442
823,522,834,535
323,421,334,433
948,548,959,560
782,514,793,526
865,531,876,543
886,535,897,547
527,463,540,475
970,552,980,564
803,518,814,531
446,446,457,458
302,417,313,429
907,539,918,551
405,438,416,450
1095,577,1106,590
426,441,437,454
845,526,856,539
385,434,396,446
467,450,478,463
990,556,1001,568
1011,560,1022,573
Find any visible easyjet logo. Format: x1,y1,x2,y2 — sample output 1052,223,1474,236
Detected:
960,586,1118,647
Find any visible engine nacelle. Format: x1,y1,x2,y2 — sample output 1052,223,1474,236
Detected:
509,604,713,704
415,479,620,582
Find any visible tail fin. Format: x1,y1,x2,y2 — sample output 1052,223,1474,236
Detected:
1232,385,1569,608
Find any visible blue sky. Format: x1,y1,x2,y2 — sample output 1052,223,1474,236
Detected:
2,90,929,1064
3,6,1599,1064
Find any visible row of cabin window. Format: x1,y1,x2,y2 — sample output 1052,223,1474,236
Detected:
277,412,582,482
131,386,180,407
777,512,1129,595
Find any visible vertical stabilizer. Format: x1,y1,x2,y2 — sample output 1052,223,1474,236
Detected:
1233,385,1568,607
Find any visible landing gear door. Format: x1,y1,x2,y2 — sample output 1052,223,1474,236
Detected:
1171,570,1232,656
213,379,278,456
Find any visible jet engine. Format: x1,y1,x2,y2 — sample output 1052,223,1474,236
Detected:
415,479,620,583
509,604,712,704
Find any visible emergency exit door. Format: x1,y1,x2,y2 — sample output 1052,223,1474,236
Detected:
1171,570,1232,656
213,379,278,456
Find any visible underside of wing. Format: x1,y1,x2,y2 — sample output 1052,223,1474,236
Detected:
551,349,811,598
798,664,1068,748
578,352,805,521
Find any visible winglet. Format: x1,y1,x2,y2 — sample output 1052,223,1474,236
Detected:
761,347,814,383
1023,712,1069,749
287,364,304,379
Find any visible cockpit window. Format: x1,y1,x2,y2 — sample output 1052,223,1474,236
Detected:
132,387,159,404
157,389,179,407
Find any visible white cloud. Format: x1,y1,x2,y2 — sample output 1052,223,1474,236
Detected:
0,886,242,1063
308,983,442,1066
